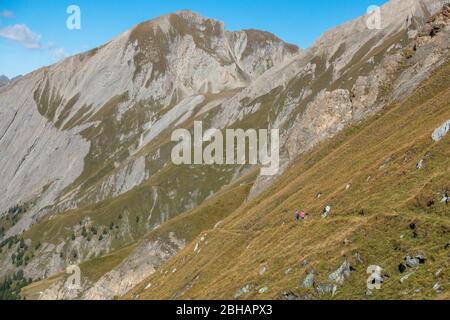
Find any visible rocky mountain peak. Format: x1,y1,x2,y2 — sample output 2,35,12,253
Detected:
174,9,223,27
0,75,10,87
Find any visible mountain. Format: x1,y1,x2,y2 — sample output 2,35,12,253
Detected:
0,75,10,87
0,9,298,238
0,0,448,300
0,9,299,297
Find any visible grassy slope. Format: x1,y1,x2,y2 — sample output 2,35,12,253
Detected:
21,170,256,299
125,61,450,300
141,170,257,245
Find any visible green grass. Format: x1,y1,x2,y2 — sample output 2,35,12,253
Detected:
79,243,138,283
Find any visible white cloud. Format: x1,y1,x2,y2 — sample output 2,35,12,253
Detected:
0,22,69,63
0,10,14,18
0,24,42,49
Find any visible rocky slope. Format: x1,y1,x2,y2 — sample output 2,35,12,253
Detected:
2,0,449,300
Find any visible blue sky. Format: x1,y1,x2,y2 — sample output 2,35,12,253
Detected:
0,0,388,78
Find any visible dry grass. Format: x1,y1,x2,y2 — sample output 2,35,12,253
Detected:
125,60,450,300
20,167,257,299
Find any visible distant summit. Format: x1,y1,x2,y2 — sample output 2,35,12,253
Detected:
0,75,9,87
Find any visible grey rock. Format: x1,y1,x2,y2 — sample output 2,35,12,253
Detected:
432,120,450,141
301,272,315,288
370,272,385,286
259,265,268,276
329,260,353,284
283,291,300,300
234,284,254,299
405,256,420,268
315,283,337,296
416,159,425,170
432,282,442,293
415,253,426,264
82,232,186,300
353,252,364,264
258,287,269,294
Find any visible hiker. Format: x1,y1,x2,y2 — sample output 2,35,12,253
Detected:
300,210,306,222
322,205,331,218
295,210,301,222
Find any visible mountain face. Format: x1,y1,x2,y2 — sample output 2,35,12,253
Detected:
0,10,299,296
1,1,449,300
0,9,298,236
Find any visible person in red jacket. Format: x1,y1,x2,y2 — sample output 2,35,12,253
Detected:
300,210,306,222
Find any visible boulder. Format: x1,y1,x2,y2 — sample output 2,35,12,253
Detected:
416,160,425,170
368,272,385,287
415,253,426,264
301,272,315,288
405,256,420,268
432,283,442,293
329,260,353,284
259,265,268,276
283,291,300,300
353,252,364,264
432,120,450,142
315,283,336,296
258,287,269,294
234,284,253,298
